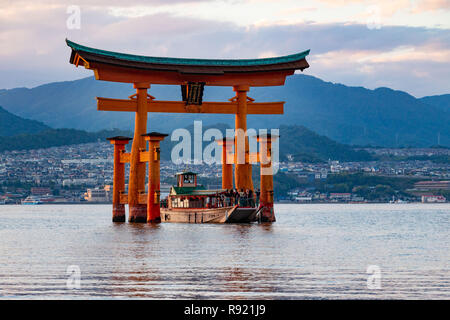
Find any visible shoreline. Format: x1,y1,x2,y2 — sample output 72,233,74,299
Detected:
2,201,448,205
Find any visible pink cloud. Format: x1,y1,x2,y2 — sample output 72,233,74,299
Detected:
317,0,449,15
411,0,450,13
0,2,449,97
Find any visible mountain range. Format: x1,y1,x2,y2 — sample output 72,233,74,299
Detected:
419,94,450,113
157,123,372,162
0,105,372,162
0,74,448,147
0,105,49,136
0,127,132,152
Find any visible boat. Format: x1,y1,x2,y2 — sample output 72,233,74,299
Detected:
21,196,43,205
160,172,259,224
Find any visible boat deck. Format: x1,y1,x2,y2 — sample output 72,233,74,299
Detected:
160,205,258,224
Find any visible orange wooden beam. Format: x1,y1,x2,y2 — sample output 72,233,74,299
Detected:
90,62,293,87
119,193,128,204
138,193,148,205
248,102,284,114
97,97,284,115
139,151,150,162
97,97,137,112
224,152,260,164
150,101,237,114
120,152,131,163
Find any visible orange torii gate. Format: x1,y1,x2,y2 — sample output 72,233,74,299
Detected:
66,39,310,223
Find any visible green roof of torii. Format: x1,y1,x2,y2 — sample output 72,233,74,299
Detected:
66,39,310,67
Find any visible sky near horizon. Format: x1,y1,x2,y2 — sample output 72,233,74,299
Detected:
0,0,449,97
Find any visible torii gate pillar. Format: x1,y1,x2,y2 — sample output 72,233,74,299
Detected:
107,136,131,222
233,85,254,192
217,137,234,190
257,134,277,222
128,83,149,222
143,132,168,223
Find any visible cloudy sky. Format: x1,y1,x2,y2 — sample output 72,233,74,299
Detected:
0,0,449,97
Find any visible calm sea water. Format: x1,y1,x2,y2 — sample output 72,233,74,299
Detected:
0,203,448,299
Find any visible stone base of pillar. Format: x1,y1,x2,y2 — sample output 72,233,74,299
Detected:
259,204,276,222
129,205,147,223
112,204,126,222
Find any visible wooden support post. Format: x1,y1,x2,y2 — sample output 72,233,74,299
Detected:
143,132,168,223
257,134,277,222
128,83,150,222
217,138,234,190
107,136,132,222
233,85,254,192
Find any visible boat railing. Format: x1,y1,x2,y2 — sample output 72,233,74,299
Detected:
165,191,259,209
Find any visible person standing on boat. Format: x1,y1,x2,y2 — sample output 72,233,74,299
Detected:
255,189,260,206
248,189,254,207
225,189,232,206
231,189,236,205
218,194,224,207
234,189,240,206
240,189,246,207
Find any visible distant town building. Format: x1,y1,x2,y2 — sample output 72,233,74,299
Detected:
84,187,110,202
329,193,352,201
421,195,446,203
63,178,97,186
351,196,365,202
295,196,312,202
30,187,52,195
414,180,450,191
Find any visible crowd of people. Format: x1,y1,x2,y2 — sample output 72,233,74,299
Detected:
221,188,260,208
161,188,261,209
